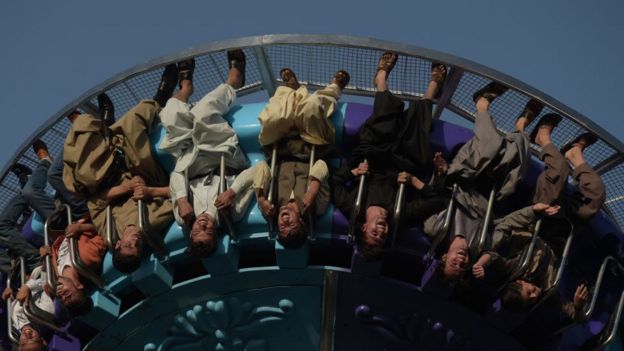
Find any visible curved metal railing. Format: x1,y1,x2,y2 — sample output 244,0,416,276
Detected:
0,35,622,232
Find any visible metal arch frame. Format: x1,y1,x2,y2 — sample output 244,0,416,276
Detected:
1,34,623,235
2,34,623,182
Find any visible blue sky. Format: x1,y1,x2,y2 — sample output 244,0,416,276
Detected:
0,0,622,167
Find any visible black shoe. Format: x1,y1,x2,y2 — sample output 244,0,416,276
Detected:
177,58,196,88
32,139,52,161
472,82,508,103
227,49,246,88
97,93,115,127
153,64,178,107
10,163,31,188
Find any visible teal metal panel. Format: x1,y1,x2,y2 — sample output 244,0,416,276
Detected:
86,268,326,350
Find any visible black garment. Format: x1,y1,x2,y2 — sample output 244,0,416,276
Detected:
350,90,433,173
332,90,448,226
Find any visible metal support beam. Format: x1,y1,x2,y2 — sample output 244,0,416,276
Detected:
252,46,277,97
595,153,624,175
80,102,101,116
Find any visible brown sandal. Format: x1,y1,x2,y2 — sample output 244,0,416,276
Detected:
280,68,300,90
376,51,398,75
332,70,350,89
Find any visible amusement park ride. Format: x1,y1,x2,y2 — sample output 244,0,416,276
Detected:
1,35,623,350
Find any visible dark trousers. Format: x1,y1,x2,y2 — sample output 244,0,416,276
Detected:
533,143,605,220
48,150,88,219
0,194,40,274
352,90,433,173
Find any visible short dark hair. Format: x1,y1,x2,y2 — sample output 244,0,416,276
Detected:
500,282,527,311
357,234,386,261
278,223,308,248
432,258,469,287
63,289,93,316
186,236,217,258
112,249,142,273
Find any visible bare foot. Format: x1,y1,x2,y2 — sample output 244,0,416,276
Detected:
534,125,554,147
280,68,300,90
564,144,586,168
476,97,490,113
331,70,350,90
374,52,398,91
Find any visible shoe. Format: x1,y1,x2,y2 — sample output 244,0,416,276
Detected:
561,132,598,154
518,99,545,126
472,82,508,103
32,139,52,161
280,68,300,90
97,93,115,127
431,62,447,99
227,49,246,88
153,64,178,107
376,51,398,75
529,112,562,144
10,163,31,187
332,70,350,90
177,58,195,88
66,110,81,123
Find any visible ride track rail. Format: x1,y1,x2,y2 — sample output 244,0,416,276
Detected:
1,34,623,230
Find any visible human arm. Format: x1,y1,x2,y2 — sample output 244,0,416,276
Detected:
472,253,492,279
561,284,590,322
304,160,329,214
252,161,275,218
65,218,97,239
330,163,360,216
215,167,254,211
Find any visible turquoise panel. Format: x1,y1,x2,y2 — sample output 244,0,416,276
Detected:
87,269,325,351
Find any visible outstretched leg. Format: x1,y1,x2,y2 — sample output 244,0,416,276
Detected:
564,133,605,220
532,114,568,206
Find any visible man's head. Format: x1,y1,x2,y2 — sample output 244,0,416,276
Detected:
441,236,470,281
359,206,389,256
113,225,144,273
186,212,217,258
56,275,93,316
18,325,46,351
277,202,307,248
501,280,542,311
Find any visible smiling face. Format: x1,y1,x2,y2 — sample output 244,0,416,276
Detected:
361,206,389,249
19,325,45,351
442,236,470,280
190,212,215,245
278,202,303,238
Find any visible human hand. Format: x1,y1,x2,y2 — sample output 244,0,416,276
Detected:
1,287,13,300
573,284,589,309
303,190,318,214
397,171,413,184
16,285,30,305
351,162,369,177
433,152,448,177
65,218,86,238
258,196,275,218
39,245,52,258
176,197,195,227
472,264,485,279
532,203,560,216
215,189,236,210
